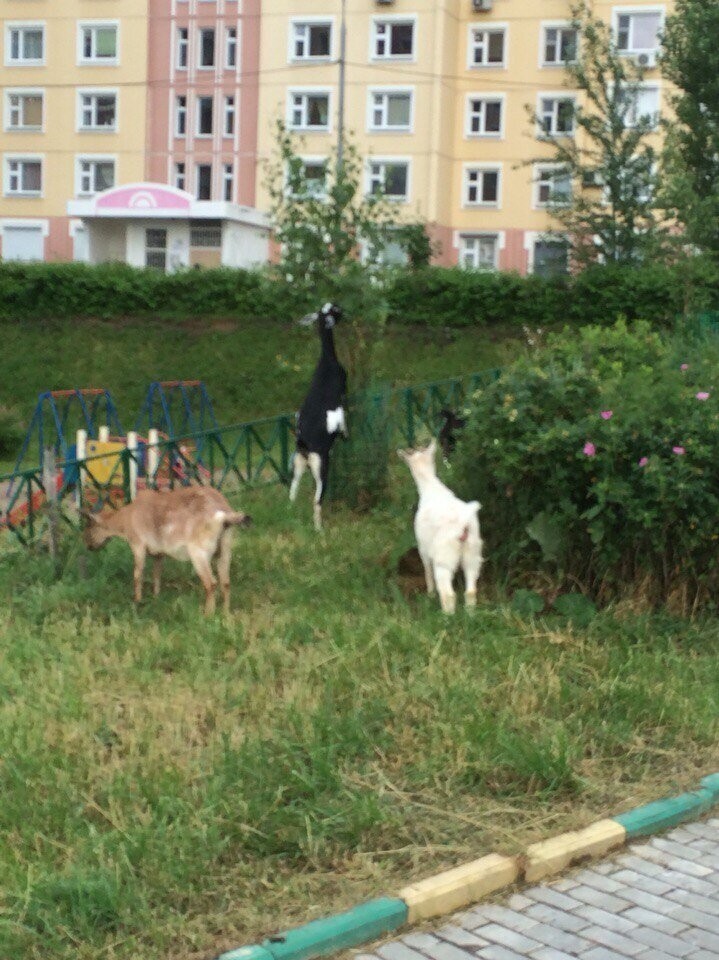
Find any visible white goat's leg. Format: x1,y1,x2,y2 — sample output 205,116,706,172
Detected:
308,452,324,531
188,546,217,616
434,564,456,615
289,452,307,503
216,529,233,614
152,556,163,597
132,545,147,604
461,549,483,612
419,549,435,594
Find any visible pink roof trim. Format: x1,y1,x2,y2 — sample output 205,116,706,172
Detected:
95,183,192,212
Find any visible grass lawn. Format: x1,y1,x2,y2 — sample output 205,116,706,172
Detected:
1,474,718,960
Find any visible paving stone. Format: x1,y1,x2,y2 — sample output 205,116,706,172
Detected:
436,925,489,948
476,947,530,960
581,948,631,960
667,888,719,918
507,895,534,910
669,904,719,935
578,924,645,956
627,926,695,957
628,845,713,879
622,906,688,935
614,854,669,879
562,884,633,913
651,839,713,864
474,923,543,953
523,887,583,912
550,879,578,892
529,949,578,960
402,933,442,950
468,905,539,932
610,869,673,896
377,944,428,960
679,926,719,952
591,862,617,875
421,940,482,960
573,905,639,934
653,871,718,897
614,885,683,915
572,870,628,894
501,919,592,955
683,951,719,960
523,902,589,932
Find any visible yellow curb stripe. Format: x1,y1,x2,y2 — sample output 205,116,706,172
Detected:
399,854,520,923
524,818,627,883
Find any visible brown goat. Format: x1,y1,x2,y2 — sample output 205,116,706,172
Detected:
83,485,252,615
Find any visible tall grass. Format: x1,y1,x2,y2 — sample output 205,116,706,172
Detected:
1,478,717,960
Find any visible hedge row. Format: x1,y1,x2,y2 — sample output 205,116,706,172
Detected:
0,259,717,326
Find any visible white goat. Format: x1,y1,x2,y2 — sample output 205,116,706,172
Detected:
398,439,483,614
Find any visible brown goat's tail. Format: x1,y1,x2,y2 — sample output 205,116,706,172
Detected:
217,510,253,528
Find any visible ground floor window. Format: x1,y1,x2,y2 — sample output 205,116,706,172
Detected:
533,238,569,277
459,233,498,271
1,223,44,261
145,228,167,270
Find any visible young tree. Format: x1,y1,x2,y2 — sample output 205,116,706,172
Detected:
529,1,666,266
660,0,719,259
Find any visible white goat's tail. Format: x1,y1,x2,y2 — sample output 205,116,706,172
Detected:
215,510,253,528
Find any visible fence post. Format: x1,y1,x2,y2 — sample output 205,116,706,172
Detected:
76,429,87,510
127,431,138,501
147,428,159,488
42,447,58,567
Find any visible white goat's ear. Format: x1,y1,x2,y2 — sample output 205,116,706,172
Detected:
426,438,437,457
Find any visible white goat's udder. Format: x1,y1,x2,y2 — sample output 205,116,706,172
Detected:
326,407,346,434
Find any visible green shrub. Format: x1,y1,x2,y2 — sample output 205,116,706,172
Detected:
0,405,23,458
452,318,719,608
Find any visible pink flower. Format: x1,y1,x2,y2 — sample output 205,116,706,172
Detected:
681,363,689,371
638,457,648,467
600,410,613,420
583,442,596,457
696,391,710,401
673,446,686,455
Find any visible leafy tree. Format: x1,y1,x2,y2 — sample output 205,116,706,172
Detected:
660,0,719,259
529,1,666,266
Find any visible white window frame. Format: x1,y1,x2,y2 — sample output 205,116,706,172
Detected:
532,163,573,209
540,21,578,67
4,154,43,197
78,21,119,66
223,95,235,137
5,23,45,67
175,95,187,137
612,6,665,55
196,95,214,137
289,18,334,62
225,26,238,69
467,24,507,69
223,162,234,202
617,82,661,129
367,87,414,133
177,27,189,69
75,154,117,197
77,89,118,133
537,93,577,138
458,233,501,271
370,16,417,62
465,93,505,138
287,88,332,132
195,163,212,201
4,88,44,132
366,157,411,203
524,231,570,275
463,163,502,208
288,155,329,199
197,27,216,69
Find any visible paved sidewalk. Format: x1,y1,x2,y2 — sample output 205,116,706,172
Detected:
357,818,719,960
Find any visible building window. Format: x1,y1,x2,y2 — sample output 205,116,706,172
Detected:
197,96,213,136
175,161,185,190
145,228,167,271
79,92,117,131
469,27,505,67
223,163,233,202
538,96,575,136
465,167,500,206
77,157,115,195
5,157,42,196
6,91,43,130
226,27,237,68
224,96,235,136
533,238,569,277
534,165,572,207
291,21,331,60
199,28,215,68
368,160,409,201
175,95,187,136
80,23,118,64
372,20,414,59
618,85,660,129
616,10,663,54
542,26,577,66
460,234,499,271
196,164,212,200
177,28,188,69
467,96,503,136
289,158,328,198
191,222,222,247
7,25,44,65
288,91,330,130
369,90,412,131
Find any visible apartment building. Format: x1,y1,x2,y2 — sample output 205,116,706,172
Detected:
256,0,670,273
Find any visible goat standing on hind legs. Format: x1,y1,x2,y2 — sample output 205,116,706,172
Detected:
398,439,483,614
289,302,348,531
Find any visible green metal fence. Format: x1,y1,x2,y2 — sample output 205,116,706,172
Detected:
0,368,501,545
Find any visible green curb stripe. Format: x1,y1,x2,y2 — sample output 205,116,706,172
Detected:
700,773,719,799
613,787,716,838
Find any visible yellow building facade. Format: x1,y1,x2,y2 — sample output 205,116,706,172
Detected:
0,0,148,261
256,0,672,273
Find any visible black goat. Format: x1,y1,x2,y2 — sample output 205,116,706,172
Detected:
289,302,347,530
438,408,467,461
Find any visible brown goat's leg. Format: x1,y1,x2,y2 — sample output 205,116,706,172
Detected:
216,529,232,614
189,547,216,615
132,546,147,604
152,556,163,597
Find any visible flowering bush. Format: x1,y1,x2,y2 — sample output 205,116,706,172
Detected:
452,319,719,609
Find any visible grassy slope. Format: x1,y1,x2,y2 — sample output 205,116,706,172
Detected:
1,479,717,960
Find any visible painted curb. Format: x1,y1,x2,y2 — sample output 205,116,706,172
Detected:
399,853,519,923
217,772,719,960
